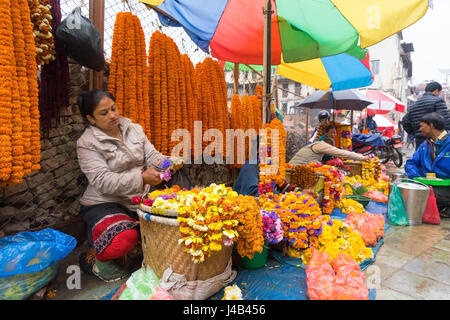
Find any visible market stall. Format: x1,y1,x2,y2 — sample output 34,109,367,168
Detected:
0,0,434,302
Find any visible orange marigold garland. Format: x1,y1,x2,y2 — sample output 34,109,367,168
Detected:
109,12,126,114
8,0,26,185
0,0,14,182
235,195,264,259
20,0,40,171
148,31,162,151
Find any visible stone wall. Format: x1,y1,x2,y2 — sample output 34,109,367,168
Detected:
0,64,89,237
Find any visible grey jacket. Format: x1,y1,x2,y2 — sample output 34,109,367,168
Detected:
289,141,366,166
77,117,164,210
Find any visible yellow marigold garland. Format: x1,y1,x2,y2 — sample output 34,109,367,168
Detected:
148,31,162,151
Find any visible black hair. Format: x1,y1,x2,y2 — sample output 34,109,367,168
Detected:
425,81,442,93
77,90,115,122
325,124,337,132
323,137,335,146
420,112,445,131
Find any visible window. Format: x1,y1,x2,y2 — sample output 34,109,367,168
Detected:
282,82,288,98
295,82,301,95
282,103,288,114
370,60,380,75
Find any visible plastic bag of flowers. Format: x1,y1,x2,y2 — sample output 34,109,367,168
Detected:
306,248,335,300
331,253,368,300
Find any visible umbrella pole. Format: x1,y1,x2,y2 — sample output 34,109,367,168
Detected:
262,0,273,125
233,63,240,94
351,110,354,132
305,107,309,142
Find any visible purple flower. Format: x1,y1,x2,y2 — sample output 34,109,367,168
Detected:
161,158,172,170
161,170,172,182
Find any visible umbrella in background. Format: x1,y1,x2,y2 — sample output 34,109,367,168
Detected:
357,113,398,131
296,89,375,111
224,50,373,91
360,89,406,114
140,0,429,65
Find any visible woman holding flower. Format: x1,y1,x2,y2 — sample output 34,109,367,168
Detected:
76,89,184,282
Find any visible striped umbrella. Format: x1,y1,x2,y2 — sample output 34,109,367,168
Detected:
140,0,428,65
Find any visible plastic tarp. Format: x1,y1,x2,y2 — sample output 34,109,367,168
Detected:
0,228,77,277
209,258,376,300
271,208,388,271
352,134,385,147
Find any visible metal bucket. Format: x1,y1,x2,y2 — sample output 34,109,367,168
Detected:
396,179,430,225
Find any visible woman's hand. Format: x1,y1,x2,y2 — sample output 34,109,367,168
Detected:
142,165,162,186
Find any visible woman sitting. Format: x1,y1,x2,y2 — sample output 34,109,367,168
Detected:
289,127,368,166
76,89,183,282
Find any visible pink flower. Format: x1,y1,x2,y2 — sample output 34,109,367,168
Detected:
131,196,142,204
143,199,154,206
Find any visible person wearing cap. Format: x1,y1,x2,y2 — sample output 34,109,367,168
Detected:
405,113,450,218
358,109,378,133
401,81,450,150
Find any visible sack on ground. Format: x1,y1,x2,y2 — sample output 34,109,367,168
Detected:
159,259,236,300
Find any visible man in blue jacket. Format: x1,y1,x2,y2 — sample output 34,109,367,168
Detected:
401,81,450,150
405,113,450,217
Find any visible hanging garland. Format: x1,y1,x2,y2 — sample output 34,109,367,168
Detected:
39,0,70,139
28,0,55,66
0,0,14,183
20,0,40,172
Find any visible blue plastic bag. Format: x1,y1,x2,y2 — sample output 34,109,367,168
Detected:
0,228,77,277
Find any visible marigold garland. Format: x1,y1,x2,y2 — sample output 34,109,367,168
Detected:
234,195,264,259
0,0,14,183
20,0,40,172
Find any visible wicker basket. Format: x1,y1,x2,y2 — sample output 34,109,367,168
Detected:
137,209,232,281
343,161,362,176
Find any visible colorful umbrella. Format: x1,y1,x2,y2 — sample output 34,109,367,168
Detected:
140,0,429,65
224,50,373,91
360,89,406,114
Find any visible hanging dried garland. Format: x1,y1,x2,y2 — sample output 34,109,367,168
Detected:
39,0,70,139
28,0,55,66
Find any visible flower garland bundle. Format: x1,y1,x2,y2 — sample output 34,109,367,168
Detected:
229,94,242,168
307,162,343,214
258,118,288,194
194,61,211,152
338,198,364,215
148,31,162,151
261,210,284,245
207,58,226,139
177,184,240,263
273,192,328,252
362,154,381,181
0,0,14,183
343,175,389,196
180,54,197,153
240,95,251,161
235,195,264,259
250,95,261,131
109,12,126,114
20,0,40,172
8,0,26,185
133,14,151,139
297,219,373,265
38,0,70,140
28,0,55,66
289,164,319,189
339,125,352,151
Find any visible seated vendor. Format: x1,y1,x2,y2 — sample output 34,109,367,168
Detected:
289,134,369,166
76,89,184,282
405,113,450,218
